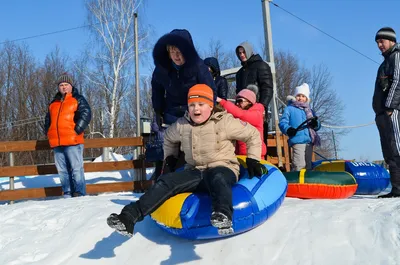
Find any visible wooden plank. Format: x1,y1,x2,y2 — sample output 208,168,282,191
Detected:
267,138,284,147
267,156,287,165
84,160,135,172
312,147,316,162
282,135,291,172
84,137,143,149
0,137,143,152
0,160,151,177
0,181,154,201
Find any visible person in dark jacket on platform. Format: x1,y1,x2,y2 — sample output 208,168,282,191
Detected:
150,29,217,180
204,57,229,99
152,29,217,126
373,27,400,198
235,41,273,145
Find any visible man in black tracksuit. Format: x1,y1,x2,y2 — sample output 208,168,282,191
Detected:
235,42,273,146
373,27,400,198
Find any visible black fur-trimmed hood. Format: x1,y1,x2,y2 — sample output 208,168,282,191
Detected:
153,29,200,70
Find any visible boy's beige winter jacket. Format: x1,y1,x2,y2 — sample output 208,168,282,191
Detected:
163,109,261,179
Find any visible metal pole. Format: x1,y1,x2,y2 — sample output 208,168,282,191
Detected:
262,0,283,167
102,147,110,162
332,130,338,159
133,13,145,182
9,152,14,204
134,13,140,138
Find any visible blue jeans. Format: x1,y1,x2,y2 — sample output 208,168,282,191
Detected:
54,144,86,196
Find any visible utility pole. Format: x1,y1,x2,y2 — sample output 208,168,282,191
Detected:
332,130,338,159
134,13,140,138
133,12,145,183
261,0,283,168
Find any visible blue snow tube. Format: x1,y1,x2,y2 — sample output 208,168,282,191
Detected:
313,160,390,195
150,156,287,240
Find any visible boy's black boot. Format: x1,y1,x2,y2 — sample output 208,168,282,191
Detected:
107,202,143,237
210,211,234,236
107,213,134,237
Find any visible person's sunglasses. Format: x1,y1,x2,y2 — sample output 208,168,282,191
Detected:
235,98,246,104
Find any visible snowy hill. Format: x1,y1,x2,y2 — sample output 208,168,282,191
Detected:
1,192,400,265
1,153,399,265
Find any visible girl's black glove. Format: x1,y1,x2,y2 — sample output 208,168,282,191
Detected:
286,127,297,137
308,117,318,129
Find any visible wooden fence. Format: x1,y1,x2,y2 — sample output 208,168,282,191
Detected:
0,133,291,203
0,137,153,202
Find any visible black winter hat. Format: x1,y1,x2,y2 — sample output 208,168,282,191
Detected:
57,72,74,86
375,27,397,42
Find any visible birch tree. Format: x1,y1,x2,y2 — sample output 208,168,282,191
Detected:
83,0,150,138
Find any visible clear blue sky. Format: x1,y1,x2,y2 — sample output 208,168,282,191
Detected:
1,0,399,161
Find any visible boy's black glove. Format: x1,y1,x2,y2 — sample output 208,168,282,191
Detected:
308,117,318,129
165,155,178,172
286,127,297,137
246,158,268,179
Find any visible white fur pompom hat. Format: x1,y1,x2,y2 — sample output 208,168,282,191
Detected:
294,83,310,101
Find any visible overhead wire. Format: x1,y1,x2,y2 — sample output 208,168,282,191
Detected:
0,18,114,45
270,2,380,65
0,25,91,45
275,94,375,129
0,1,380,67
0,105,107,131
0,118,44,131
0,116,44,127
270,1,378,129
0,2,380,131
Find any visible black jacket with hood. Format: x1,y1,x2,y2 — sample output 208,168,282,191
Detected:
151,29,216,125
373,43,400,115
235,42,273,110
204,57,228,99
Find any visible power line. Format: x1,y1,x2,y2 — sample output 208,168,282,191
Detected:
0,118,44,131
0,18,114,46
321,121,375,129
271,2,380,65
0,25,91,46
275,96,374,129
0,105,106,131
0,116,44,127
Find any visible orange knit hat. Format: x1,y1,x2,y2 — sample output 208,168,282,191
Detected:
187,84,214,107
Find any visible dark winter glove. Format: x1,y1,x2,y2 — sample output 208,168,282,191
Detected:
150,119,164,140
286,127,297,137
155,112,164,127
246,158,268,179
308,117,318,129
74,125,84,135
165,155,178,173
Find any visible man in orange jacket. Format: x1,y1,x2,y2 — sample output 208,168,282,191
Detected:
44,73,92,197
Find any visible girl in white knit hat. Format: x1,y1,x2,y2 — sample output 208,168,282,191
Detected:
279,83,321,171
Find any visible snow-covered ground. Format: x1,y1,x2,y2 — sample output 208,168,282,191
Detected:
1,154,399,265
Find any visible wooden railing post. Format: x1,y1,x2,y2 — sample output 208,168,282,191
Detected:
9,152,15,204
